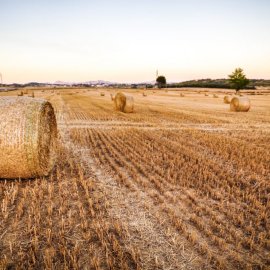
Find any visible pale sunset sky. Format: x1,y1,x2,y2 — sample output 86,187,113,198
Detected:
0,0,269,83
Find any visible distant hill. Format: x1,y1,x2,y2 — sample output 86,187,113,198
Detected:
54,80,117,86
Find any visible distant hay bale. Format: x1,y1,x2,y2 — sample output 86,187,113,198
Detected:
18,91,24,96
230,97,250,112
224,95,233,104
204,93,209,96
110,93,115,101
114,92,134,113
180,93,185,97
100,92,105,96
114,92,126,112
213,94,219,98
0,97,57,179
28,92,35,98
142,92,147,96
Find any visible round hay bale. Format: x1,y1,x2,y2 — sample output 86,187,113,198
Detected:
18,91,23,96
114,92,134,113
230,97,250,112
110,93,115,101
100,92,105,96
224,95,233,104
114,92,126,112
142,92,147,97
213,94,219,98
204,93,209,96
0,97,57,179
180,93,185,97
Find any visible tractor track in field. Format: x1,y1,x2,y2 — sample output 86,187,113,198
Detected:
54,95,203,269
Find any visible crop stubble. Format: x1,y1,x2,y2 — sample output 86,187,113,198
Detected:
0,89,269,269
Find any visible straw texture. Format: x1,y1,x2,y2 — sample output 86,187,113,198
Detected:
230,97,250,112
0,97,57,179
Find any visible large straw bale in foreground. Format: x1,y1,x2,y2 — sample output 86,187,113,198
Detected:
230,97,250,112
0,97,57,179
114,92,134,113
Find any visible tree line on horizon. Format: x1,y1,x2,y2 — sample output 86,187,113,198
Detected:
158,68,270,91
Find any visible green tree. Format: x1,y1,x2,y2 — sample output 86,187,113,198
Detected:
228,68,249,93
156,76,166,89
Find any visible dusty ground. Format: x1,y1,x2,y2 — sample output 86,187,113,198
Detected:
0,88,269,269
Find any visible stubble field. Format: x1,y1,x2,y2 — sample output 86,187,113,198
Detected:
0,88,269,269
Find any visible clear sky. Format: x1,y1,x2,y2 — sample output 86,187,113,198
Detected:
1,0,270,83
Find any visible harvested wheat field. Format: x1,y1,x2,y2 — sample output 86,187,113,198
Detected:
0,88,269,269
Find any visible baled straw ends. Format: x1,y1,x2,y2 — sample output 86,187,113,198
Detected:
230,97,250,112
113,92,134,113
0,97,57,179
